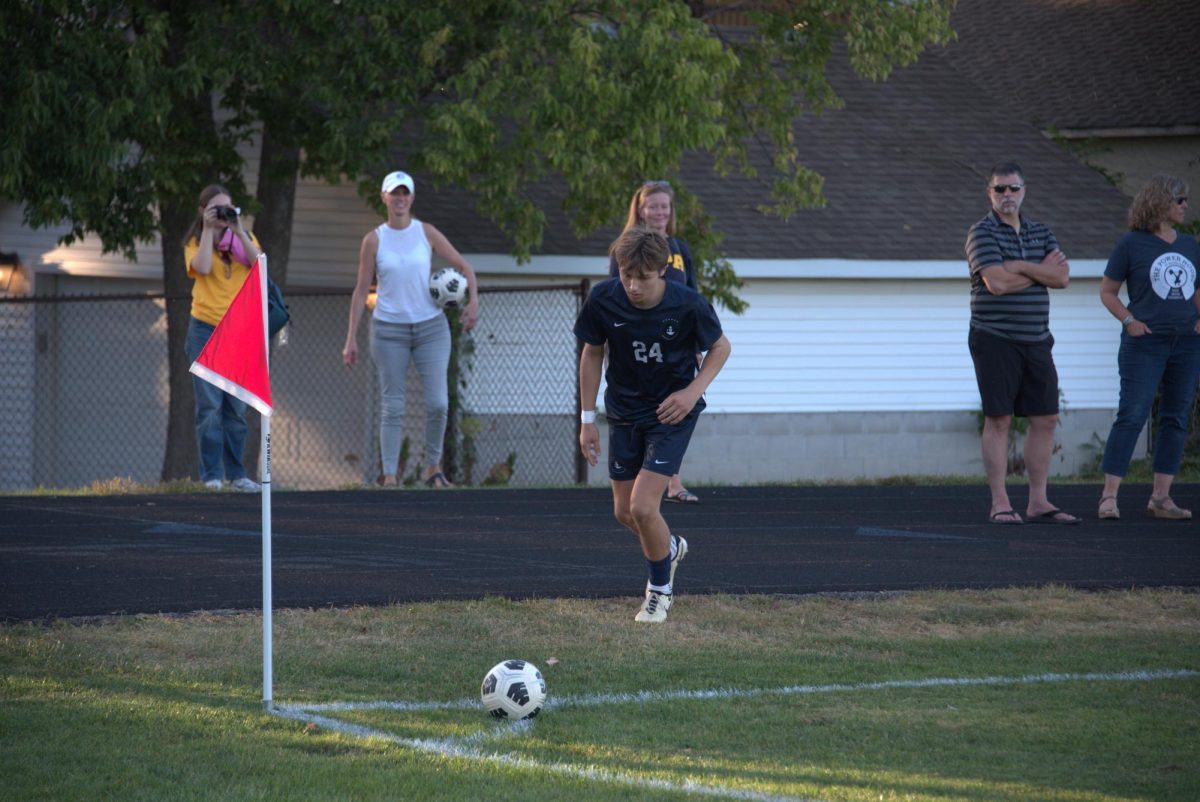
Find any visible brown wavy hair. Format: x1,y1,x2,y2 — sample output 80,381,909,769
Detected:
1128,175,1188,231
610,225,670,275
623,180,677,235
181,184,231,247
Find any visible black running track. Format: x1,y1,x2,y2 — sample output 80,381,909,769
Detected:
2,484,1198,621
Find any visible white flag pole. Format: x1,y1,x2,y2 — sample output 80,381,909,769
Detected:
259,253,274,707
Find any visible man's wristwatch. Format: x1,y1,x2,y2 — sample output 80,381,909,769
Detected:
1121,314,1135,327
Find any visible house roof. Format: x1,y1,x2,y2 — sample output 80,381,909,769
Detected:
942,0,1200,133
414,11,1134,263
681,42,1129,261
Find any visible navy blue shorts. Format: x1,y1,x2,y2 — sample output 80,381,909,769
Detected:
607,409,699,481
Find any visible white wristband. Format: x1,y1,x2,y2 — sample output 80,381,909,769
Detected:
581,410,596,424
1121,314,1135,327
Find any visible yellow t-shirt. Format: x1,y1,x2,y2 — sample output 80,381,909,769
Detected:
185,232,261,326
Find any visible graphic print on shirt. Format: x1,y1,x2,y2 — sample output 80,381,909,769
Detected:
1150,252,1197,300
667,251,685,277
660,318,681,341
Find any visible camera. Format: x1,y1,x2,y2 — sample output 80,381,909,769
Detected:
214,205,241,222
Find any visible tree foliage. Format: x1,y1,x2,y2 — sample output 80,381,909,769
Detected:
0,0,954,476
3,0,954,303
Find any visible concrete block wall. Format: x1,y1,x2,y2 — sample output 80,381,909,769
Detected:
584,408,1130,486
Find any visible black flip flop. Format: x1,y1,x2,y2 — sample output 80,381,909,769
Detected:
1027,508,1081,525
665,490,699,504
989,509,1023,525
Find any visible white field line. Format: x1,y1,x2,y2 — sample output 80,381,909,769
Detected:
282,667,1199,714
270,705,814,802
270,668,1198,802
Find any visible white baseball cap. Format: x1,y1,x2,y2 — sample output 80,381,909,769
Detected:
381,171,414,194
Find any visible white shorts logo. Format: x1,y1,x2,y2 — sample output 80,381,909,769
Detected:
1150,252,1196,301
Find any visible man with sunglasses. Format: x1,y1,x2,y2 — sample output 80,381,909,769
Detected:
965,161,1081,525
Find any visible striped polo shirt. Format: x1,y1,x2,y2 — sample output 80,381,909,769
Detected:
965,211,1060,343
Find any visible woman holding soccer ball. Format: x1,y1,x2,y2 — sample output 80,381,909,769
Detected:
343,170,479,488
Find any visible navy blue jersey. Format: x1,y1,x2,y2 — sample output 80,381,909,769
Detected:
574,278,723,422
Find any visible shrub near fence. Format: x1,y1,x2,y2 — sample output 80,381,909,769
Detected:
0,284,588,492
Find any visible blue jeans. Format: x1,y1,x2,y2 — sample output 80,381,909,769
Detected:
1101,330,1200,477
186,317,249,483
370,315,452,474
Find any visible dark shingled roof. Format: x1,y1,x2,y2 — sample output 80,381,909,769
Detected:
680,43,1129,260
415,5,1139,262
942,0,1200,132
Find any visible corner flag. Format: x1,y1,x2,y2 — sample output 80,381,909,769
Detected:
189,255,273,417
188,252,276,705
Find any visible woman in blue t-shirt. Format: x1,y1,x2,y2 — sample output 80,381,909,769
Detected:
608,180,702,505
1097,175,1199,520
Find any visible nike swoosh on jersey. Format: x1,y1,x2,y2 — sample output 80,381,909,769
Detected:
613,322,627,327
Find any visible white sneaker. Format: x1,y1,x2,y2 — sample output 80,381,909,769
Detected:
635,590,672,623
229,477,260,492
204,479,223,490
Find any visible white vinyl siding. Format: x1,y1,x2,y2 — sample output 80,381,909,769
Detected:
705,272,1118,414
0,203,164,283
287,179,379,288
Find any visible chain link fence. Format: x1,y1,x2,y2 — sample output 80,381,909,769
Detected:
0,284,589,491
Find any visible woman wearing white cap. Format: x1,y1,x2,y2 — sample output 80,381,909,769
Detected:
343,170,479,487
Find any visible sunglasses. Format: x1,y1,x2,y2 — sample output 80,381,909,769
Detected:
1176,197,1189,205
991,184,1024,195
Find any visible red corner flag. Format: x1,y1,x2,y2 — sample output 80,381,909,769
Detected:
189,255,273,417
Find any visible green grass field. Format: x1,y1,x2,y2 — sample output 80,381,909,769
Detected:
3,588,1198,801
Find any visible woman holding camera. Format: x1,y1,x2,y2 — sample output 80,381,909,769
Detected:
183,184,262,491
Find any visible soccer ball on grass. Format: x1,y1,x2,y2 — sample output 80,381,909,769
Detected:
480,659,546,719
429,268,468,308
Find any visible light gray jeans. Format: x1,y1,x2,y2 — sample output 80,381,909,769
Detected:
370,314,451,474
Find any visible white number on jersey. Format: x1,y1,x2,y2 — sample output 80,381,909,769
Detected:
633,341,663,364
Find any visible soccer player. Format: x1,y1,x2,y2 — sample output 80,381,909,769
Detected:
575,226,731,622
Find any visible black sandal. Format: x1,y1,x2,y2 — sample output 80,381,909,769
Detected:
424,471,452,488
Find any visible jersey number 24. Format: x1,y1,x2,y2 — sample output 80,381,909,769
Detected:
633,341,663,363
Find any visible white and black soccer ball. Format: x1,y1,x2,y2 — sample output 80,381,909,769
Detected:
429,267,468,308
480,659,546,720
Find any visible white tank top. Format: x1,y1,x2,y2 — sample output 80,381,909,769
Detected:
373,220,442,324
